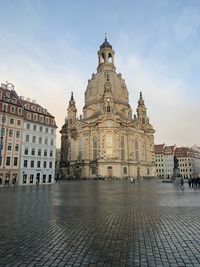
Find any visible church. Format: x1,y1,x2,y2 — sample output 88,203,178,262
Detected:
60,37,156,179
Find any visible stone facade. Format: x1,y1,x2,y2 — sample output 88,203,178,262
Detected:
60,38,156,179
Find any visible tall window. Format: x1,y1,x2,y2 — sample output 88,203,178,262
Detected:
16,130,20,138
93,137,97,160
135,139,139,162
6,157,11,166
106,134,113,158
9,129,13,137
121,136,125,160
78,138,83,160
14,157,18,166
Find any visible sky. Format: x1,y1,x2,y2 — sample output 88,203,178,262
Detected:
0,0,199,148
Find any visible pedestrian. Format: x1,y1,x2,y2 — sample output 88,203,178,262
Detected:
180,176,184,190
188,179,191,188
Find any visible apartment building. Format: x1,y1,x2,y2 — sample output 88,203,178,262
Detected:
0,83,57,186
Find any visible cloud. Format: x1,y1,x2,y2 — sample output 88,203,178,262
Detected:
117,52,199,147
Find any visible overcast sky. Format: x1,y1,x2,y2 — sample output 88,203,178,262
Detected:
0,0,199,148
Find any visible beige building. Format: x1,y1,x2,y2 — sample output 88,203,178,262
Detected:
60,38,156,179
0,83,24,185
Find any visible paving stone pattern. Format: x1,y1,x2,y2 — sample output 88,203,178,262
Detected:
0,180,200,266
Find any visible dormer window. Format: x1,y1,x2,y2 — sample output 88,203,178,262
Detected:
31,105,36,111
25,104,30,109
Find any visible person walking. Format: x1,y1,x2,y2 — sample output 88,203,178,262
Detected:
180,176,184,190
188,178,192,188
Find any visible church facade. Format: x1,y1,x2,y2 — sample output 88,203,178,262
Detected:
60,38,156,179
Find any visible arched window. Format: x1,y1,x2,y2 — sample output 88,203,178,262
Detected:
101,53,105,63
108,53,112,63
135,139,139,162
93,136,97,160
121,136,125,160
107,105,110,113
106,134,113,158
78,138,83,160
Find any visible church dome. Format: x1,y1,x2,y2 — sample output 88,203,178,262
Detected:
84,70,129,107
83,38,132,120
100,37,112,49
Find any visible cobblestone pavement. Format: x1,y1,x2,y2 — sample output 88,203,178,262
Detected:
0,180,200,267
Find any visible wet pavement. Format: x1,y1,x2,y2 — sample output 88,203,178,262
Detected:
0,180,200,267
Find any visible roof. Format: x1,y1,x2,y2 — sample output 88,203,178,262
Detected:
100,37,112,49
163,145,175,155
154,144,165,154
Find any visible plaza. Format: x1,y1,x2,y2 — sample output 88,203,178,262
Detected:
0,180,200,267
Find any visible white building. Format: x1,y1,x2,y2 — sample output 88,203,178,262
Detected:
19,99,57,185
155,144,200,179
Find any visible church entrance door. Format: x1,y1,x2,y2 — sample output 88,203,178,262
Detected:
107,166,112,178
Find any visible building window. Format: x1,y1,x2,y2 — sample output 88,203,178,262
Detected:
51,129,54,134
33,125,37,131
93,137,97,160
24,148,29,155
39,126,43,132
33,114,38,121
14,157,18,166
30,161,34,168
44,150,47,157
121,136,125,160
10,118,14,125
43,161,47,168
7,143,12,151
48,175,52,183
45,138,48,145
30,174,34,184
25,135,29,142
107,105,110,112
50,150,53,157
18,108,22,115
45,127,48,133
11,106,15,113
31,148,35,156
43,174,46,183
123,167,127,174
32,136,36,143
24,160,28,167
39,115,44,123
50,139,54,145
49,162,52,168
39,137,42,144
26,123,30,129
37,161,41,168
38,149,41,156
106,134,113,158
78,138,83,160
45,117,49,124
27,113,31,120
15,144,19,151
23,174,27,184
17,120,21,126
16,130,20,138
91,167,96,175
6,157,11,166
